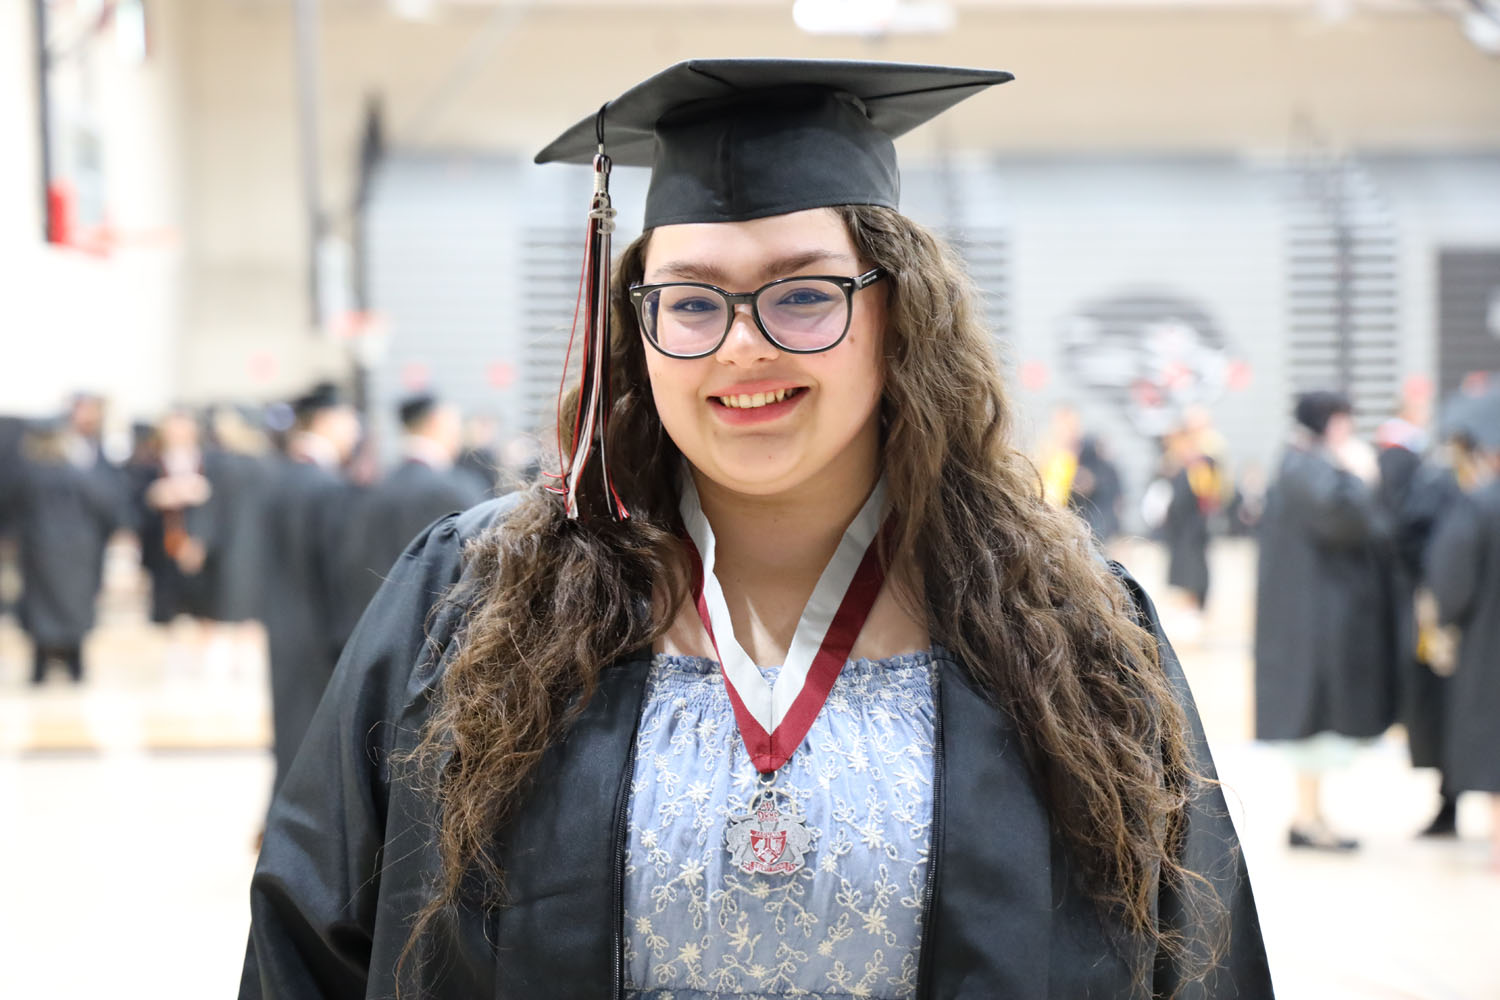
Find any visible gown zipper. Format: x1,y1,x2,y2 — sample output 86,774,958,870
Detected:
915,663,945,999
612,677,646,1000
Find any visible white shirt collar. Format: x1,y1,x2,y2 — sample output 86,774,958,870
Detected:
290,431,341,470
402,434,452,471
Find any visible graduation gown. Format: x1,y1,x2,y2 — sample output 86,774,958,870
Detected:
241,497,1272,999
1164,463,1214,605
201,449,273,623
338,457,486,636
0,416,25,540
1069,438,1124,543
12,452,124,647
133,460,215,624
1426,479,1500,794
263,456,356,792
1254,445,1399,741
1378,446,1463,770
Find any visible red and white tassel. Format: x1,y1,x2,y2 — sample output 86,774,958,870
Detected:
547,146,628,521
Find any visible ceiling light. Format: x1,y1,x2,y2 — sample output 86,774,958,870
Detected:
793,0,955,37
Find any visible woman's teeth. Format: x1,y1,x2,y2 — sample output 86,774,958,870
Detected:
717,388,795,409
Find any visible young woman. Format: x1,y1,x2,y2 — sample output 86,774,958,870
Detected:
240,60,1271,999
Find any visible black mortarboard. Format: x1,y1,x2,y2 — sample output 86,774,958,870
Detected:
535,59,1013,229
398,393,438,429
1294,390,1352,436
292,381,344,422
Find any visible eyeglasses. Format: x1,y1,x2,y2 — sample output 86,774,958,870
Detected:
629,268,887,359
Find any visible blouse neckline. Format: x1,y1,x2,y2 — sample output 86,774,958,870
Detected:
650,649,934,678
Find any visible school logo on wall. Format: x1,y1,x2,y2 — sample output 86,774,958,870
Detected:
1059,291,1248,437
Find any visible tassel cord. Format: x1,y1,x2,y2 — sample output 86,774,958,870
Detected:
553,150,626,521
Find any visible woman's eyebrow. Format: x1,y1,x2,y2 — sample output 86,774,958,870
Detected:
647,260,731,284
757,250,857,280
647,250,858,286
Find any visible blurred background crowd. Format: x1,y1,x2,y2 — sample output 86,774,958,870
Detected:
2,1,1499,998
2,386,527,685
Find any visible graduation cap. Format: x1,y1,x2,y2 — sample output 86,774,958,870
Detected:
292,381,345,423
535,59,1013,519
1293,390,1352,436
537,59,1013,229
397,393,438,429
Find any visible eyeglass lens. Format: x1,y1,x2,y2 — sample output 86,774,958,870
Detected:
641,279,849,356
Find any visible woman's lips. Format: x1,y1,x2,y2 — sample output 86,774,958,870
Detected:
709,386,808,426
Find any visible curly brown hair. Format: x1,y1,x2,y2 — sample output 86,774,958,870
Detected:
401,205,1222,992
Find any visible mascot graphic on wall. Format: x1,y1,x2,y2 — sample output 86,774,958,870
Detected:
1058,290,1246,437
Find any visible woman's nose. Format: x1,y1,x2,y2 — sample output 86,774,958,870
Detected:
715,304,779,365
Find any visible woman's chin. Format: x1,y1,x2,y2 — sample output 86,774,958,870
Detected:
691,452,815,498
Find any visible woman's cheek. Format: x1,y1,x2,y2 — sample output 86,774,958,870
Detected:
643,359,701,450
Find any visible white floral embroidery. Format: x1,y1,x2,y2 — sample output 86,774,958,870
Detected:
623,653,935,1000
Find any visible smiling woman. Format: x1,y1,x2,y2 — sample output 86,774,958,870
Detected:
240,59,1274,1000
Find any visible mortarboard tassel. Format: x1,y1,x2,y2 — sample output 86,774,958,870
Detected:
547,106,629,521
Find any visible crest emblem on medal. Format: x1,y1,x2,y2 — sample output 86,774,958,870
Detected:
725,789,814,875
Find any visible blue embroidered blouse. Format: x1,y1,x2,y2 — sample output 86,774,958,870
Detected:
623,651,937,1000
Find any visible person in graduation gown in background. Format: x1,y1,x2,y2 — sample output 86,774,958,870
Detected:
339,394,487,631
1373,379,1467,837
1070,434,1125,545
1255,391,1400,851
1425,390,1500,869
12,397,127,683
134,409,215,630
242,60,1271,1000
189,407,277,680
261,382,362,795
1161,422,1222,620
198,405,275,670
455,411,507,496
0,415,29,618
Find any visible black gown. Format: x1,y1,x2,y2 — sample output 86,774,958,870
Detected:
240,497,1273,999
337,457,485,637
262,456,357,793
133,459,215,624
0,416,25,536
1377,445,1464,771
200,449,273,623
1426,479,1500,794
1164,461,1215,606
0,417,25,619
13,450,125,650
1068,437,1123,543
1254,444,1400,741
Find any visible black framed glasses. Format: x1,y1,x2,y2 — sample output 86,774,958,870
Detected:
629,268,887,359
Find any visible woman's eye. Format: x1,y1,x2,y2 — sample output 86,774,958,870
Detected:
775,289,834,307
669,297,722,314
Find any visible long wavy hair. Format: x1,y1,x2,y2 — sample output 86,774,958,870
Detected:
402,205,1221,991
